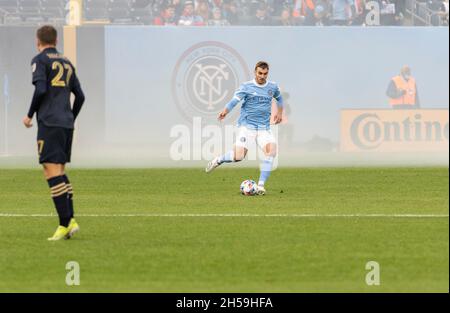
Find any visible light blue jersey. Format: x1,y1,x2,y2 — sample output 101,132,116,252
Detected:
225,79,283,130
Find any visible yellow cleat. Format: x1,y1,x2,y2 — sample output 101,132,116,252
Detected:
48,226,70,241
65,218,80,239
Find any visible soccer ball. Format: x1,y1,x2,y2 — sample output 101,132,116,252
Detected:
240,179,257,196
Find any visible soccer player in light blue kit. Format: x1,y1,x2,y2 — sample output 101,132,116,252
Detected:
206,61,284,195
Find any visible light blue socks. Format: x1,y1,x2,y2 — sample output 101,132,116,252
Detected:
258,156,274,186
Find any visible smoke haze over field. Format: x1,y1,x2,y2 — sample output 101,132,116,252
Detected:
0,26,448,168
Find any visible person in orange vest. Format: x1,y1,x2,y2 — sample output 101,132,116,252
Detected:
299,0,316,25
386,65,420,109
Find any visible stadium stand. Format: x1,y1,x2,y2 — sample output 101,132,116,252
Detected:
0,0,448,26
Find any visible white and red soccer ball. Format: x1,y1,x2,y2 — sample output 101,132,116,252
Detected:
240,179,257,196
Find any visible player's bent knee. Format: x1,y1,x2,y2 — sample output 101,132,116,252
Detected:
264,144,277,157
234,153,246,162
234,148,247,162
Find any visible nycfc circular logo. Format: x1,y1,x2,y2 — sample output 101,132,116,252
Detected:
172,42,250,122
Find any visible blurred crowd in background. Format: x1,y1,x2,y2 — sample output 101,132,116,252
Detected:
0,0,448,26
151,0,449,26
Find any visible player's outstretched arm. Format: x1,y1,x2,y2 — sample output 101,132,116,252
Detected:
218,96,239,121
219,84,246,121
218,108,229,121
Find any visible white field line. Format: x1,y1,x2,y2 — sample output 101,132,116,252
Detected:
0,213,448,218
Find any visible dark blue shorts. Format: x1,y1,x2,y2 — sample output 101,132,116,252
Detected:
37,123,73,164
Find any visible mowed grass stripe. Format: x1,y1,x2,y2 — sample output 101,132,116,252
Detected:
0,213,448,218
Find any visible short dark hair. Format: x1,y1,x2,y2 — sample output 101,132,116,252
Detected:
37,25,57,46
255,61,269,71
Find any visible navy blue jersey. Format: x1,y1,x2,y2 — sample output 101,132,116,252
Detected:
31,47,82,129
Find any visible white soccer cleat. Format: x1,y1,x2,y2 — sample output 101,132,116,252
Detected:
205,156,221,173
256,185,266,195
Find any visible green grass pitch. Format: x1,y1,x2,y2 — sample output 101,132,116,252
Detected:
0,167,448,292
